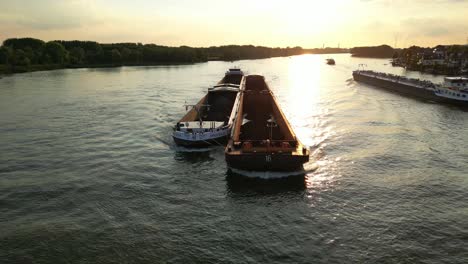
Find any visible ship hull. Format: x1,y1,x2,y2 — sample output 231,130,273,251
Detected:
173,134,228,148
225,152,309,171
353,72,468,106
353,72,436,100
225,75,309,173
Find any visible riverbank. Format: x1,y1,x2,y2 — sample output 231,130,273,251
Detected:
407,65,465,76
0,54,350,75
0,37,350,76
0,62,201,75
391,61,468,76
391,45,468,76
350,45,395,58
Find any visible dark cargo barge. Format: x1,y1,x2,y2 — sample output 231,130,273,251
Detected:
225,75,309,172
353,70,468,106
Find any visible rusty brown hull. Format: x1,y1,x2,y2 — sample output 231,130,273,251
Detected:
225,75,309,172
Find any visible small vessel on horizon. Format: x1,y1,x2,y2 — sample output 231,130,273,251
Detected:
353,69,468,106
326,58,336,65
173,68,244,147
225,75,309,172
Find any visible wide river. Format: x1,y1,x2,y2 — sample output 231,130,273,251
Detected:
1,54,467,263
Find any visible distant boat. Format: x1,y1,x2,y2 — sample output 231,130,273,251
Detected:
326,58,335,65
173,68,244,147
225,75,309,171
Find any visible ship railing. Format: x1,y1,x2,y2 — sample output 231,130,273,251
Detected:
175,122,227,133
360,70,436,89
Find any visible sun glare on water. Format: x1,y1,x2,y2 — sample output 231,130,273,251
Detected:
286,55,322,115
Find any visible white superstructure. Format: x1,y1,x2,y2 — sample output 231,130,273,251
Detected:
434,77,468,101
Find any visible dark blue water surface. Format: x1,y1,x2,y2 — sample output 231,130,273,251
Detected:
1,54,468,263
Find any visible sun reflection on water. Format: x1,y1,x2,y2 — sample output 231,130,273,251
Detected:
282,55,337,149
279,55,342,198
285,55,322,114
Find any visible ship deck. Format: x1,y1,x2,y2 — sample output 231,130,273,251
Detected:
225,75,309,171
357,71,435,91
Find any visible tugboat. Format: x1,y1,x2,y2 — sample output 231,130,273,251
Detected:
225,75,309,171
173,68,244,147
353,69,468,106
326,58,335,65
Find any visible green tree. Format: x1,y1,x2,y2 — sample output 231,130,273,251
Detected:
110,49,122,64
11,49,31,67
69,47,85,65
3,38,44,50
44,41,68,64
0,46,12,64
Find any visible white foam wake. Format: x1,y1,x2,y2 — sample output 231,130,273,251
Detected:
229,163,318,179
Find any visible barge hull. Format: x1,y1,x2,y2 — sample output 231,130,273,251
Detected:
353,72,437,101
226,152,309,171
225,75,309,172
173,135,228,147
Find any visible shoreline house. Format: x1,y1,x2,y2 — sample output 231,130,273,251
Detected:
417,45,466,69
418,46,446,66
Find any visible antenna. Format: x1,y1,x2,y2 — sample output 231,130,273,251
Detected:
357,63,367,71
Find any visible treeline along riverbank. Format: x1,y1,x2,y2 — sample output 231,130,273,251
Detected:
0,38,348,74
349,44,468,75
350,45,395,58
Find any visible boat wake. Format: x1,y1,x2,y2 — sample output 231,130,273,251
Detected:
173,145,217,152
229,163,318,179
153,135,173,147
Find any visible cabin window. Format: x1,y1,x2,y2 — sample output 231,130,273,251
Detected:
463,95,466,98
457,94,460,97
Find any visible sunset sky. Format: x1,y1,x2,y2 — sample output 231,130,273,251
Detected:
1,0,467,48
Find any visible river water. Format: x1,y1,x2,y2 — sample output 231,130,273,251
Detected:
1,54,467,263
